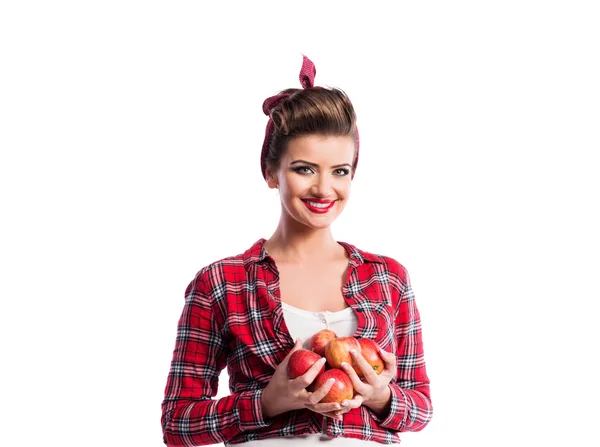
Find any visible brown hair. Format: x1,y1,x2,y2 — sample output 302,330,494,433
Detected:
263,86,358,177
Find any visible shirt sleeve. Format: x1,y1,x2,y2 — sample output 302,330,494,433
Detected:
369,265,433,432
161,269,274,447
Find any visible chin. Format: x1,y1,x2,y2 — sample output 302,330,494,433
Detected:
305,221,334,230
305,212,341,228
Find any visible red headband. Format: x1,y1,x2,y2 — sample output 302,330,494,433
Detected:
260,55,360,180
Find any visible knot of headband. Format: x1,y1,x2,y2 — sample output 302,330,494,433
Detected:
260,54,359,180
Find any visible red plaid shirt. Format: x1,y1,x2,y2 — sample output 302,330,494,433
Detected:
161,238,432,446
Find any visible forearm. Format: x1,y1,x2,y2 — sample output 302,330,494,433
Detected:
372,263,433,432
370,381,432,432
162,389,273,447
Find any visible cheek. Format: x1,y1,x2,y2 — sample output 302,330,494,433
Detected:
338,181,351,197
282,174,309,195
279,181,300,203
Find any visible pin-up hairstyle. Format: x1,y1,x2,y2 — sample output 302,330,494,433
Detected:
260,55,360,180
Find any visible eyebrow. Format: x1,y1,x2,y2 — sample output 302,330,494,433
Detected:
290,160,352,169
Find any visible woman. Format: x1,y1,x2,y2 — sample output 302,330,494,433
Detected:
161,55,432,446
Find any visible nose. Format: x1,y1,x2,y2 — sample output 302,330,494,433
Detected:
310,173,335,198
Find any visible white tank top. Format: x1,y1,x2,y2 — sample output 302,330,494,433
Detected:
281,302,358,350
237,302,378,446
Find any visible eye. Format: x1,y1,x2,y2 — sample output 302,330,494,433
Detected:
334,168,351,176
292,166,350,176
292,166,314,175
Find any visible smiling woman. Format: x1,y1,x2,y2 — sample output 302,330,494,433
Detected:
161,55,433,446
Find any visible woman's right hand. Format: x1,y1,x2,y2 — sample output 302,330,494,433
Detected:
261,338,343,421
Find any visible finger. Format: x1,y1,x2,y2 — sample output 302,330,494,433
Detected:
340,359,368,394
304,357,327,382
313,407,344,419
306,379,346,412
339,393,364,410
333,408,350,417
330,410,345,422
291,358,327,393
305,375,336,404
305,401,343,414
379,347,397,375
350,349,378,384
326,409,344,420
379,347,395,362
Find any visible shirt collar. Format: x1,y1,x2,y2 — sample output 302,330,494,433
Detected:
243,238,384,270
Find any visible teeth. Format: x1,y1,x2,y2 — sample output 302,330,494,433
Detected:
307,201,331,209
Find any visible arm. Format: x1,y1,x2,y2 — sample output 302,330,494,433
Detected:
370,265,433,432
161,270,273,447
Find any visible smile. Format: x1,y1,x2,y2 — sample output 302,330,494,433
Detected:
301,200,336,214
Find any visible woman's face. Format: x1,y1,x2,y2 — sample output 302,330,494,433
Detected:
267,134,355,230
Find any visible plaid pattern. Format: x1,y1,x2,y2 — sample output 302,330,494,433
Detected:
161,238,432,446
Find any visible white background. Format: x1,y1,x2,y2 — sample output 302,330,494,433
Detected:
1,1,599,446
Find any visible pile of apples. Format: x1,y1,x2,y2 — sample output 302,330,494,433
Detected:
287,329,384,404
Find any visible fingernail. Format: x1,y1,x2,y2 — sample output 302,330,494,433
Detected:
341,362,349,369
350,349,357,355
327,378,335,384
341,401,349,407
319,357,327,364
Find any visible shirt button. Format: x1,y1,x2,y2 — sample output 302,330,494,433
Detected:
321,319,327,324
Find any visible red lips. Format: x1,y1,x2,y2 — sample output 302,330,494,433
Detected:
302,199,336,214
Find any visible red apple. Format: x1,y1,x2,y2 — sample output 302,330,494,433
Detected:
287,349,325,380
357,338,384,377
312,368,354,403
324,336,362,375
307,329,337,357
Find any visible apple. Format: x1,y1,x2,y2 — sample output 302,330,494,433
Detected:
357,338,384,377
324,336,362,375
307,329,337,357
287,349,325,380
312,368,354,403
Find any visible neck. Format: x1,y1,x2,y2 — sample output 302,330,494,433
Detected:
264,220,341,264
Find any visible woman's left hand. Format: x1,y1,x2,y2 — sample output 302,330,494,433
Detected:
339,347,397,411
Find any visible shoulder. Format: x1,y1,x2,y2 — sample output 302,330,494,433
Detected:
185,239,264,298
342,241,409,277
342,241,411,292
379,255,410,282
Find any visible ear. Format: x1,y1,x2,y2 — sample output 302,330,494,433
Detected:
265,166,279,190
